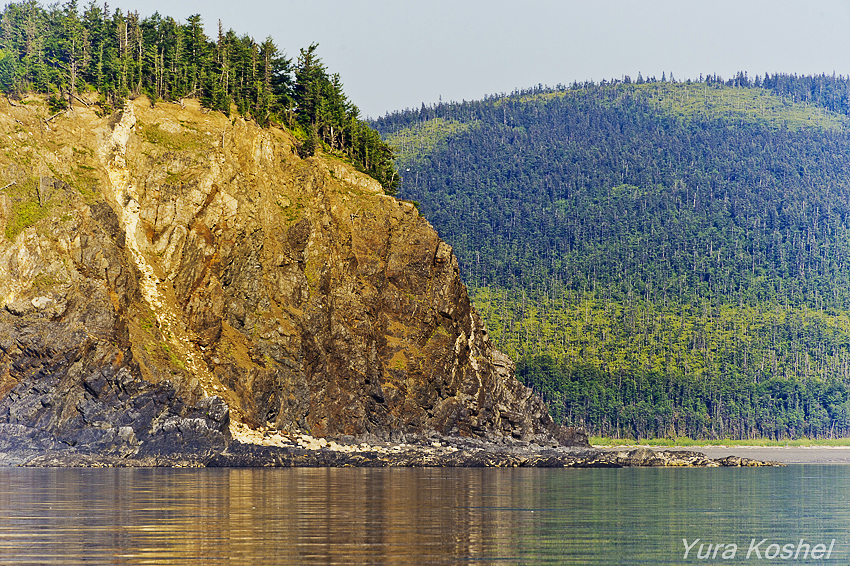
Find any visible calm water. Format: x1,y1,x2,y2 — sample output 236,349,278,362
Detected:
0,465,847,565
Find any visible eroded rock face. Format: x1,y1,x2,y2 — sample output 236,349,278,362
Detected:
0,182,229,465
0,96,580,464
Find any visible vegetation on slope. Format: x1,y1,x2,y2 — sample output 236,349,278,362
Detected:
0,0,398,192
375,74,850,440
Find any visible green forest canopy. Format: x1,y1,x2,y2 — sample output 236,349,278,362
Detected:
375,73,850,440
0,0,398,192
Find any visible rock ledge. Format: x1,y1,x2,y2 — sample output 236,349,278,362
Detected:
18,434,782,468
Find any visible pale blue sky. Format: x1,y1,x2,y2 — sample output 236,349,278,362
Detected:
103,0,850,118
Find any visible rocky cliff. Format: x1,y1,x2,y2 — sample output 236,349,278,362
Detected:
0,96,581,465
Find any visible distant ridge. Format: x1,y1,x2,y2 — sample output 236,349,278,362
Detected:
376,73,850,440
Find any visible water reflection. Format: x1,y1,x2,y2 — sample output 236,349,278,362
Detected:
0,466,847,564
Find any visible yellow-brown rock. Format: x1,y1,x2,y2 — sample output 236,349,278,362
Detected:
0,95,577,464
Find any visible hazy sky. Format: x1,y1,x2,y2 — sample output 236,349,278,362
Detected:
103,0,850,118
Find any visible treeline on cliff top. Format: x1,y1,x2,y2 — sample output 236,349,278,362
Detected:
0,0,398,193
375,72,850,440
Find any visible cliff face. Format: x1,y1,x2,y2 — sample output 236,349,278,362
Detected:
0,97,576,464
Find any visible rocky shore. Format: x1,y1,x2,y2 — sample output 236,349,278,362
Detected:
207,436,783,469
16,425,782,468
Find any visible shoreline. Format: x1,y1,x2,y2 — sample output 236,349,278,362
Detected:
13,433,783,468
594,444,850,464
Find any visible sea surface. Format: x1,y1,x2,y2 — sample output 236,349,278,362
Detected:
0,464,847,565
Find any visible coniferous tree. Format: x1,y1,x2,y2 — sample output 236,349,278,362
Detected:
0,1,399,193
375,76,850,438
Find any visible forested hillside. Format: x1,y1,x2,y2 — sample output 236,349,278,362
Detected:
375,74,850,440
0,0,397,191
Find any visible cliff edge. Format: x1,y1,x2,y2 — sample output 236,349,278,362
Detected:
0,96,582,465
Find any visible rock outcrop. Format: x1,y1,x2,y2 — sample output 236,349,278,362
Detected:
0,95,580,466
21,434,782,468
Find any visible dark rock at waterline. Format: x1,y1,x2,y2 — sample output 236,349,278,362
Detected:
16,439,781,468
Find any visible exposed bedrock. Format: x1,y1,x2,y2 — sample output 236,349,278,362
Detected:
0,97,582,465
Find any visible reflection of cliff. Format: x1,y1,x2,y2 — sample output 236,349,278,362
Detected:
0,466,799,562
0,96,567,463
0,468,561,562
267,469,524,562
